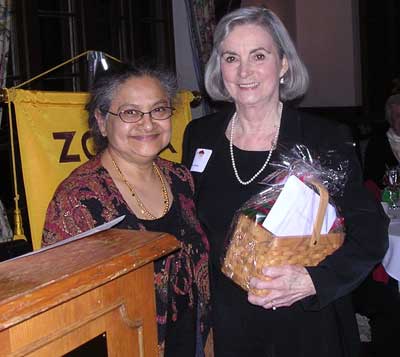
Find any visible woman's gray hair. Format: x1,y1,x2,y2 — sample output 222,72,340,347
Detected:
385,94,400,122
86,63,177,153
205,7,309,102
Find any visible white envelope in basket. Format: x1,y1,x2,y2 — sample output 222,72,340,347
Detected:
262,175,337,237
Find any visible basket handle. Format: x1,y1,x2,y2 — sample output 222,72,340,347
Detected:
309,180,329,246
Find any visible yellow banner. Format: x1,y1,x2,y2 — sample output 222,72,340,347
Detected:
163,90,194,163
9,88,193,250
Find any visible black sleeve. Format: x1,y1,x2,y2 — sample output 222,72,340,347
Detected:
303,123,389,310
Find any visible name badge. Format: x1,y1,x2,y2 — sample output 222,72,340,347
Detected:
190,148,212,173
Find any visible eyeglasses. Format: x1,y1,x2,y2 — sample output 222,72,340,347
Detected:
104,106,175,123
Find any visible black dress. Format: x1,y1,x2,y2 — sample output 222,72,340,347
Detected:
183,105,389,357
197,136,344,356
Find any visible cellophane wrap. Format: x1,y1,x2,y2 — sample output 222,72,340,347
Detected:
221,144,348,293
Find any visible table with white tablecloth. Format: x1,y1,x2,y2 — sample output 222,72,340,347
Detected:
382,219,400,281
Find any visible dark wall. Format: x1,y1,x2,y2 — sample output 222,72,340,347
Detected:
359,0,400,117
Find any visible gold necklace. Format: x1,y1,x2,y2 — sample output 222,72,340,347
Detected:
109,153,170,219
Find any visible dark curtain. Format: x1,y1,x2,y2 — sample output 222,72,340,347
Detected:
184,0,216,106
0,0,13,241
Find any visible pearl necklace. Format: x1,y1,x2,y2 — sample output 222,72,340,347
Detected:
110,153,170,219
229,102,282,186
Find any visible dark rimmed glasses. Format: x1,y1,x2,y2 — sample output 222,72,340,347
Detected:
104,106,175,123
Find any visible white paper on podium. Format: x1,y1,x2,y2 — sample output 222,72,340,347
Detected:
5,215,126,262
262,176,337,237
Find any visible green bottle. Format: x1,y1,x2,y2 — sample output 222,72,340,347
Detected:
382,186,399,207
382,187,391,203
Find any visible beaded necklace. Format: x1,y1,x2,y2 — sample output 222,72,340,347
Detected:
109,152,169,219
229,102,282,186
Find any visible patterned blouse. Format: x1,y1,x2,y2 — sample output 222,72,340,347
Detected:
42,155,210,356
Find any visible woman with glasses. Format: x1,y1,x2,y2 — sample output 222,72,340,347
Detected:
42,64,210,357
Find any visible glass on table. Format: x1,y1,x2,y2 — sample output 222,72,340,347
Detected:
387,205,400,219
387,167,399,186
383,167,400,207
381,167,400,218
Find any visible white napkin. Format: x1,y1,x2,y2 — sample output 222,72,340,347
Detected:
383,221,400,281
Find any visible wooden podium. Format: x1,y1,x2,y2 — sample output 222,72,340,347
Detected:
0,229,180,357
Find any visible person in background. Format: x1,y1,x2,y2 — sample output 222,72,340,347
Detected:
353,92,400,357
364,93,400,188
42,64,210,357
183,7,388,357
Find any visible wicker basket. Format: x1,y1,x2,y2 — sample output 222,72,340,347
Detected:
222,180,344,295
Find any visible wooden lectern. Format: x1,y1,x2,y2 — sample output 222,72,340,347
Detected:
0,229,180,356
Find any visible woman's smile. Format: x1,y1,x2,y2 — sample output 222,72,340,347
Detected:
238,82,260,89
131,133,160,141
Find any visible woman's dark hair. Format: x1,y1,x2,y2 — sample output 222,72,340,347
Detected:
86,63,178,153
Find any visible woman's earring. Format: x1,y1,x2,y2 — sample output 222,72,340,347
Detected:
280,77,285,84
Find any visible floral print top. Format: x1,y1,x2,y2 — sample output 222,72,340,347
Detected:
42,155,210,356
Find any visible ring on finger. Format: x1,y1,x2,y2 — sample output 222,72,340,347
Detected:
271,300,277,310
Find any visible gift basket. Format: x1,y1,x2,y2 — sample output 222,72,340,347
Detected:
222,145,348,295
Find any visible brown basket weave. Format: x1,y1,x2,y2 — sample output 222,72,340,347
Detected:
222,180,344,295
